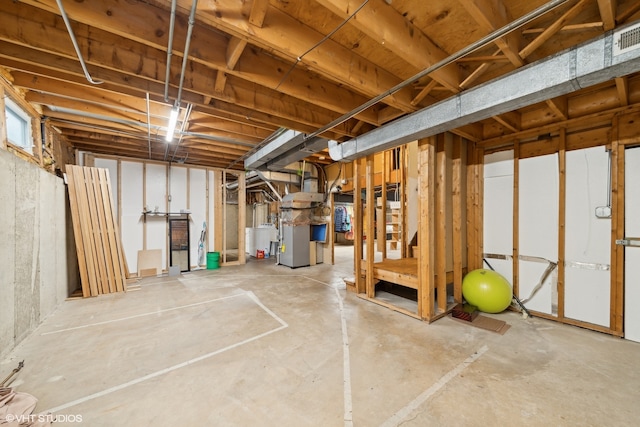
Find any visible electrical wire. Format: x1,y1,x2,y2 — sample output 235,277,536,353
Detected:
275,0,370,90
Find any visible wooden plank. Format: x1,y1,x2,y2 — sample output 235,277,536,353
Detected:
436,135,447,313
99,168,125,291
137,249,162,276
466,143,479,271
354,159,364,294
400,145,408,258
610,118,625,334
83,167,109,294
452,135,463,303
557,129,566,319
362,258,456,291
65,166,90,297
477,146,485,271
105,167,129,281
70,166,100,296
213,170,223,252
356,294,422,320
366,155,376,299
91,168,115,293
418,137,436,320
379,150,388,257
237,171,246,265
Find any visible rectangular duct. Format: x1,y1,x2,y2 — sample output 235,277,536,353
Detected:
330,21,640,162
245,129,304,170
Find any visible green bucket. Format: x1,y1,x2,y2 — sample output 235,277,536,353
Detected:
207,251,220,270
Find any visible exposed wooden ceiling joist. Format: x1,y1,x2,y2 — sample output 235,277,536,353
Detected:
0,0,638,169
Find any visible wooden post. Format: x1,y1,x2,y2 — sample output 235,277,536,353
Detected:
354,159,365,294
400,145,408,259
213,170,223,252
435,135,447,313
418,137,436,321
610,117,625,335
513,141,520,298
379,151,388,258
222,171,227,264
557,129,566,319
366,155,376,298
452,135,463,303
330,192,335,265
237,171,246,265
466,143,483,271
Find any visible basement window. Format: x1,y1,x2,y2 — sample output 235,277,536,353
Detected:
4,96,33,154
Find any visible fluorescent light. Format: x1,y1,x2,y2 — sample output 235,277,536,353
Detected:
165,106,180,142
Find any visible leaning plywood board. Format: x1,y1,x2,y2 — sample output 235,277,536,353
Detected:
66,165,127,297
137,249,163,277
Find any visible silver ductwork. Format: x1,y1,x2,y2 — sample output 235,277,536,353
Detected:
329,21,640,161
244,129,331,171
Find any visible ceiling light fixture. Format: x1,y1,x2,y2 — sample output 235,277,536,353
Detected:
165,106,180,142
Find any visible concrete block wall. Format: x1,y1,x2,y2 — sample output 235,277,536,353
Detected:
0,150,77,358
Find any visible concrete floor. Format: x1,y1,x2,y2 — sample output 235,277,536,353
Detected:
2,247,639,426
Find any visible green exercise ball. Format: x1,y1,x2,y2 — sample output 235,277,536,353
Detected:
462,269,512,313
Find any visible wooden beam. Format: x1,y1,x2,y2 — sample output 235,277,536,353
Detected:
366,155,376,299
597,0,617,31
314,0,460,93
546,97,569,121
378,151,388,258
460,48,502,89
213,170,223,252
400,145,408,259
513,141,520,298
354,159,365,294
618,1,640,24
0,3,377,129
237,171,246,265
557,128,566,319
519,0,591,59
435,135,447,313
615,76,629,106
214,37,248,93
610,117,624,334
199,0,419,112
459,0,524,67
249,0,270,27
492,111,521,133
452,135,463,304
418,137,436,321
411,80,439,107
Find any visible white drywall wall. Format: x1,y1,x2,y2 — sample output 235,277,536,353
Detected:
120,161,144,273
483,150,514,283
189,168,207,266
145,163,168,270
519,154,559,315
564,147,611,327
625,147,640,342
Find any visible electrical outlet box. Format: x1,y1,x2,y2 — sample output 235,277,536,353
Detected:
595,206,612,218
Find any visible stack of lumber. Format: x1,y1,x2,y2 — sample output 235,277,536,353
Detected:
66,165,128,297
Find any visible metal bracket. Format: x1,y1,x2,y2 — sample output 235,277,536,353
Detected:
616,239,640,247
